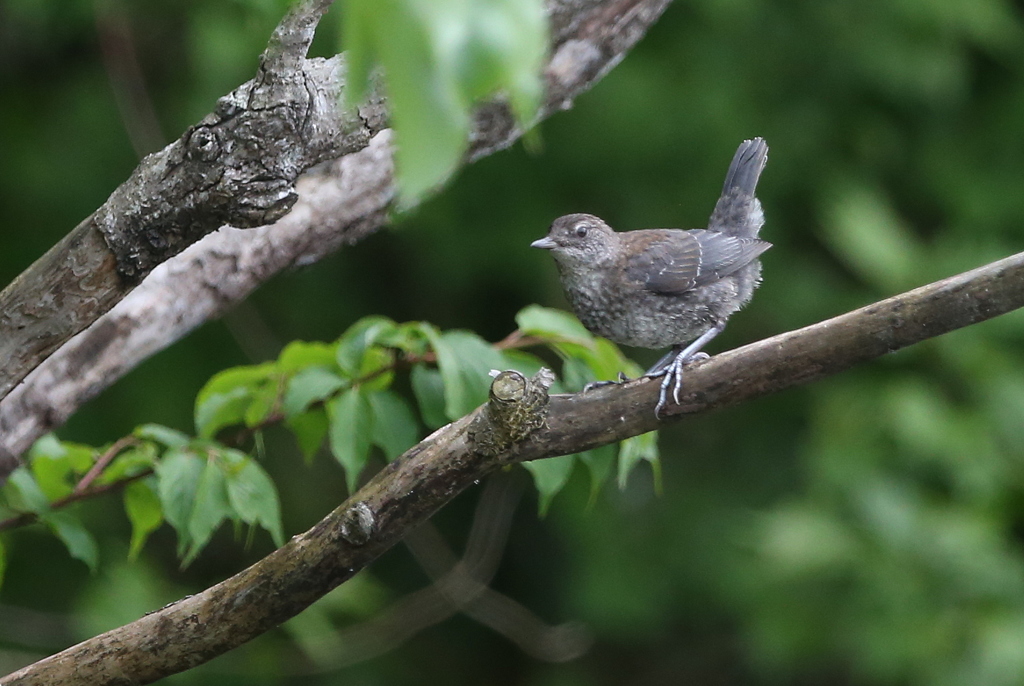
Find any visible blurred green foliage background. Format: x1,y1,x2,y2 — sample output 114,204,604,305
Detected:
4,0,1024,684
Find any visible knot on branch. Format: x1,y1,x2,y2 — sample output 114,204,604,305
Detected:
338,501,376,547
95,56,354,283
469,368,555,459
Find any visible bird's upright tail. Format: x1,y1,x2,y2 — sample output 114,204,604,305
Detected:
708,137,768,238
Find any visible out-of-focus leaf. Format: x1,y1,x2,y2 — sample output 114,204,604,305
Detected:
30,439,93,501
516,305,594,346
287,408,330,463
336,315,398,376
225,456,284,547
135,424,190,450
368,390,419,460
499,349,548,379
278,340,336,373
341,0,546,205
124,479,163,561
195,386,251,439
523,454,576,516
0,537,5,590
4,468,50,514
195,364,275,409
328,387,375,492
424,328,506,419
183,459,232,565
244,375,283,428
377,321,431,355
411,363,448,429
97,443,159,485
580,445,615,506
556,337,641,384
154,449,204,557
283,367,347,417
45,512,99,572
618,431,660,491
358,345,396,392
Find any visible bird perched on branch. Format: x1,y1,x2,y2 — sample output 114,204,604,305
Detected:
531,138,770,416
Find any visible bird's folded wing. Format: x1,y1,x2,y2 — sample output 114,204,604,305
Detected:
628,230,771,294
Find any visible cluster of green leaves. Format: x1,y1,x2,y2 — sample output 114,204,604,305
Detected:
0,427,283,577
0,306,658,585
341,0,547,204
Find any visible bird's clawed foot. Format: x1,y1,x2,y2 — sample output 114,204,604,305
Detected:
644,353,699,418
583,371,631,392
644,324,725,417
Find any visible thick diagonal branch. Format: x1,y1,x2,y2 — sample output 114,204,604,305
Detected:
5,251,1024,686
0,0,675,479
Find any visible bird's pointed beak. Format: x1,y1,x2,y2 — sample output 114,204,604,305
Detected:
531,237,557,250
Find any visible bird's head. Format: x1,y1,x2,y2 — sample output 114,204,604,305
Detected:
531,213,619,268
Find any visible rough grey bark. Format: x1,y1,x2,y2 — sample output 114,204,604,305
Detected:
0,132,396,475
0,0,389,403
0,0,675,480
5,251,1024,686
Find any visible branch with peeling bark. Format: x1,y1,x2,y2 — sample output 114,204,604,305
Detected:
4,250,1024,685
0,0,675,480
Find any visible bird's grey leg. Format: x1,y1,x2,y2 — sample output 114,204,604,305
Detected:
646,322,725,416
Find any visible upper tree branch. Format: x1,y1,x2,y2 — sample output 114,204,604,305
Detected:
4,251,1024,686
0,0,674,479
0,0,378,403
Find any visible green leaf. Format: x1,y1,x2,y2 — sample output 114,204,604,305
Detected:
556,337,641,385
559,355,596,393
154,449,204,556
336,316,398,376
45,512,99,572
411,363,448,429
523,454,576,517
0,537,6,590
278,340,337,373
244,375,283,428
618,431,661,491
135,424,190,449
424,328,506,419
374,0,468,206
124,479,163,561
580,445,615,506
287,407,330,463
96,443,158,485
515,305,594,346
195,363,276,413
499,349,549,380
4,468,50,514
368,390,419,460
358,345,396,392
225,457,285,547
195,386,251,439
342,0,546,205
183,459,232,566
377,321,431,355
27,436,96,501
284,367,347,417
328,387,375,492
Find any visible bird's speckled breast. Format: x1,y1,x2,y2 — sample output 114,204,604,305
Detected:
557,261,761,349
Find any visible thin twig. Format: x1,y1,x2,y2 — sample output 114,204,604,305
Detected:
0,469,152,533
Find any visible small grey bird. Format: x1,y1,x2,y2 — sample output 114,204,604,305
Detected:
531,138,770,416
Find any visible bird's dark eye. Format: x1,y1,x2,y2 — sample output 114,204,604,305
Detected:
574,223,589,238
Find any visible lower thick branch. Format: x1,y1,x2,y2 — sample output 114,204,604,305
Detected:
5,250,1024,685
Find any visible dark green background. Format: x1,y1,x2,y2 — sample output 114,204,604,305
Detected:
3,0,1024,683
